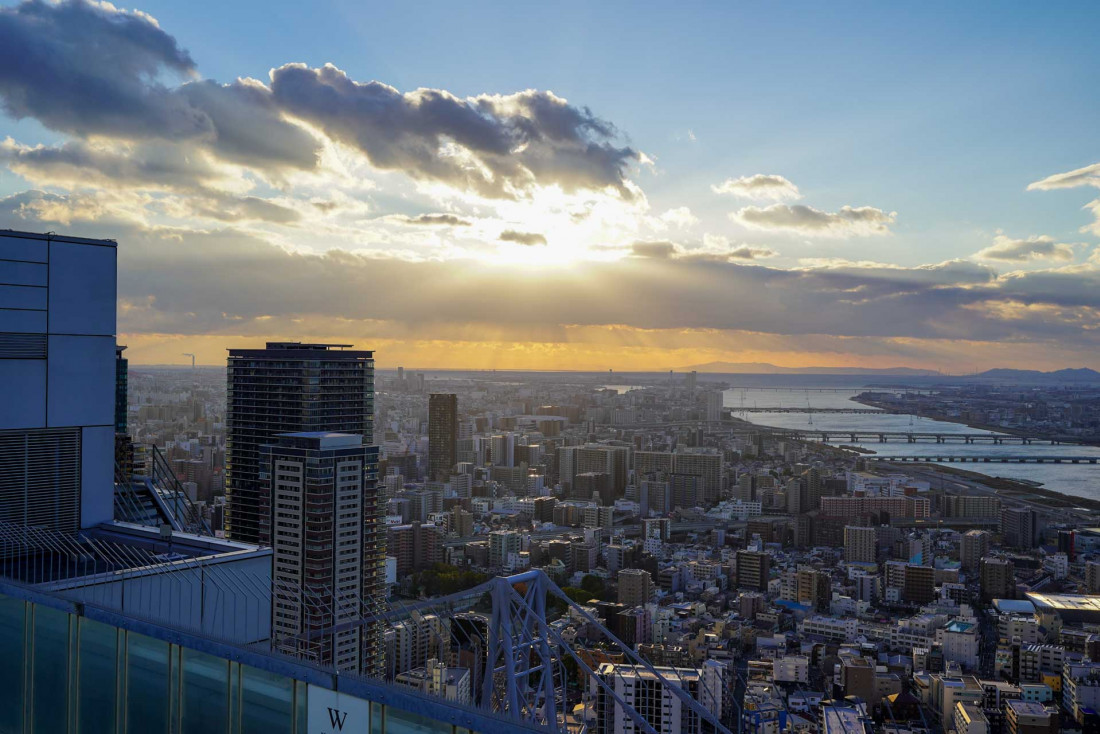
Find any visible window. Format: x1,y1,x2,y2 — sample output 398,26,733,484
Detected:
32,604,70,734
78,618,119,734
241,664,294,734
126,632,170,734
181,648,229,734
0,594,26,733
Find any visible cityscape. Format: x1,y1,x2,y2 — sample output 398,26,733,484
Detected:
2,2,1100,734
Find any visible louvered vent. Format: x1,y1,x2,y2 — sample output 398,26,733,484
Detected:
0,428,81,535
0,332,47,358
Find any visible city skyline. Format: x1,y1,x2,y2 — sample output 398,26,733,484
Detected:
1,0,1100,372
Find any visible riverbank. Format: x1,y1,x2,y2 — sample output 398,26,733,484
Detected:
899,462,1100,512
853,394,1099,446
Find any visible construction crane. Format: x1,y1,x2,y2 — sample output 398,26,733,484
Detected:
182,353,195,367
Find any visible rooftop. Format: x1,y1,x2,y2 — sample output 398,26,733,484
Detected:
1026,592,1100,618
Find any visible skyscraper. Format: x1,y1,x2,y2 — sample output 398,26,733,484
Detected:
262,432,384,675
428,393,458,482
1001,507,1038,549
225,342,375,545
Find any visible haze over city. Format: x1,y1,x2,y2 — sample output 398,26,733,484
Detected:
1,0,1099,371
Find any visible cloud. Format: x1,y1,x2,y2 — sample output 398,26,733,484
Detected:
1027,162,1100,191
394,213,472,226
731,203,896,237
1027,162,1100,236
1,1,639,198
630,239,775,262
269,63,640,199
499,229,547,246
975,234,1077,263
712,174,801,201
6,190,1100,363
0,1,321,173
187,196,301,224
728,245,777,260
658,206,698,228
631,240,677,258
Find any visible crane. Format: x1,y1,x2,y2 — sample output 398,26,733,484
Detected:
182,353,195,368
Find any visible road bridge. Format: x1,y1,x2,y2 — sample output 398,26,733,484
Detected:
765,429,1073,444
733,407,891,414
870,455,1099,464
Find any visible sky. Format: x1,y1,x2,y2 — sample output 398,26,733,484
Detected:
1,0,1099,372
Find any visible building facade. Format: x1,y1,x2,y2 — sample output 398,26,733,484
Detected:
427,394,458,482
226,342,375,545
262,432,383,676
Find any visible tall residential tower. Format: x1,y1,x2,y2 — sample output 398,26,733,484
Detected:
225,342,375,545
428,393,458,482
262,432,384,676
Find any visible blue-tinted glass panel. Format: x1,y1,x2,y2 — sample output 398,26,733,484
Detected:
0,594,26,733
32,604,70,734
126,633,169,734
385,706,452,734
295,681,307,734
240,664,293,734
78,618,118,734
181,648,229,734
371,702,383,734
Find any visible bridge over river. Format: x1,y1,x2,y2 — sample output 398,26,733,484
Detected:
870,455,1099,464
767,429,1079,445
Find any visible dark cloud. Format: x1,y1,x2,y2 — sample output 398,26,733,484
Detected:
631,240,677,258
188,196,301,224
394,213,472,227
733,203,896,236
630,240,776,262
728,245,777,260
0,1,320,173
0,0,197,137
499,229,547,246
0,138,218,190
0,2,639,200
269,63,639,198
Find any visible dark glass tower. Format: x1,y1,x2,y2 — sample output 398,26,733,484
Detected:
225,342,375,545
427,393,458,482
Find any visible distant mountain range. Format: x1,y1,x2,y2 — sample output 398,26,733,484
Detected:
681,362,943,376
680,362,1100,382
966,367,1100,383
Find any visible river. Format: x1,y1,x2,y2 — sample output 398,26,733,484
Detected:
725,387,1100,501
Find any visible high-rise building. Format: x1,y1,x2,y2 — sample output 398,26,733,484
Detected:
427,394,458,482
618,568,654,607
225,342,375,545
961,530,991,573
0,230,117,533
803,467,825,511
1001,508,1039,549
735,550,771,591
844,526,877,564
902,564,936,604
704,390,724,421
980,557,1016,601
489,529,521,569
262,432,383,675
635,450,722,506
114,344,128,434
490,433,515,467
